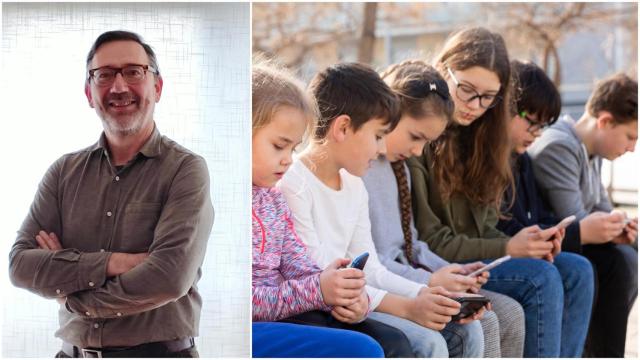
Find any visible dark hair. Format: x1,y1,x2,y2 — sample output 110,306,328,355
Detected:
510,60,561,126
432,27,513,210
381,60,454,255
308,62,400,140
586,73,637,124
86,30,160,75
381,60,454,123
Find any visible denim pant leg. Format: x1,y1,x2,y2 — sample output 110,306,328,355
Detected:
481,258,564,357
368,311,448,357
553,252,594,357
440,319,484,358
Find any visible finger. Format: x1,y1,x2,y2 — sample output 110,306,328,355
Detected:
429,286,452,298
35,235,50,250
469,286,479,293
433,301,461,316
330,308,352,323
333,304,358,319
336,288,363,300
337,278,366,290
429,312,454,323
453,274,477,286
424,321,447,331
49,232,63,250
456,316,476,325
337,267,366,279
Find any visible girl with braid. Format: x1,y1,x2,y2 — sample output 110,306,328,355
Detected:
363,60,526,357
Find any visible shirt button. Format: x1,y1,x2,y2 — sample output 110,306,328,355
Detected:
93,323,100,329
85,311,91,316
115,176,120,182
89,281,95,287
106,211,112,217
100,249,105,253
56,289,61,294
116,312,122,317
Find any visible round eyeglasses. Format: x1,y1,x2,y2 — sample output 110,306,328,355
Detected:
88,64,157,87
447,67,502,109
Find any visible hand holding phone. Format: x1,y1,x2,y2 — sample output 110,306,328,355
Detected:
467,255,511,277
449,293,490,321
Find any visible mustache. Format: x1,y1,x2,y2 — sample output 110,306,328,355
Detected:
105,92,139,103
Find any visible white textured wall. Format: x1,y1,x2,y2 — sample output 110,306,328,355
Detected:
1,2,250,357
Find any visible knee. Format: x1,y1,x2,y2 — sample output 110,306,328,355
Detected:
347,333,385,358
416,329,448,358
461,321,485,357
530,260,563,294
558,253,595,290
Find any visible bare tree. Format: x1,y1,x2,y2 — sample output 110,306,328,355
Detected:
357,2,378,63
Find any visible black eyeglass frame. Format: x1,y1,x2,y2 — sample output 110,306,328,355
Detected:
87,64,158,85
446,67,503,109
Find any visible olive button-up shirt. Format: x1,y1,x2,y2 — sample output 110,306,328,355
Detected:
9,126,214,348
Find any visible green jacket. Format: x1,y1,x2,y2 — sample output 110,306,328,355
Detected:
407,148,509,262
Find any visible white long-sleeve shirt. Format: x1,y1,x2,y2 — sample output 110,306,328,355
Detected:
277,159,425,310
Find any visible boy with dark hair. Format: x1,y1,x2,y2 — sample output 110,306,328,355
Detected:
528,72,638,357
278,62,485,358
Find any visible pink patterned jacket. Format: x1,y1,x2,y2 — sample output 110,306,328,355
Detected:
252,185,331,321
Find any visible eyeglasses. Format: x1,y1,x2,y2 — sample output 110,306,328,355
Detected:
447,67,502,109
88,64,157,86
519,111,551,134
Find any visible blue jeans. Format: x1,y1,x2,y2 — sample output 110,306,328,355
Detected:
481,252,594,357
369,311,484,357
252,322,384,358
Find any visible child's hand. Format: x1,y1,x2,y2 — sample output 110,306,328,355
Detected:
428,264,477,292
506,225,555,259
320,258,366,307
409,286,460,331
330,291,369,324
459,262,490,293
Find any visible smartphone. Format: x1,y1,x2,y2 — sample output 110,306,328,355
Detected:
348,252,369,270
450,294,490,321
467,255,511,277
555,215,576,230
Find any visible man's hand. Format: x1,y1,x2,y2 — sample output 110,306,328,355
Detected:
331,290,369,324
319,258,366,307
409,286,460,331
35,231,63,251
580,211,626,245
429,264,478,293
107,253,149,277
506,225,555,259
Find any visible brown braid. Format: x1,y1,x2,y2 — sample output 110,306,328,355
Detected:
390,160,414,264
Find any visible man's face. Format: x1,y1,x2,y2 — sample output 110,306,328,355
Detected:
596,116,638,160
85,40,163,137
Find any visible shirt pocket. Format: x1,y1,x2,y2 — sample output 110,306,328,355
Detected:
117,202,162,252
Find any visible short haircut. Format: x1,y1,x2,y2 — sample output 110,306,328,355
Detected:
308,62,400,140
252,57,317,139
586,73,637,124
511,60,561,126
86,30,160,75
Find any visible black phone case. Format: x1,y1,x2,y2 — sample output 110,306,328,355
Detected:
451,297,490,321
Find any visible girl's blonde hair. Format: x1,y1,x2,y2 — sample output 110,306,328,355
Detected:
252,56,318,140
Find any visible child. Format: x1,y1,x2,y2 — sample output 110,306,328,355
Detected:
363,59,526,358
527,71,638,357
251,60,413,357
407,27,594,357
278,62,484,358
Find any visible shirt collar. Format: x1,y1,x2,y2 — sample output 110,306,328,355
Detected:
89,124,162,159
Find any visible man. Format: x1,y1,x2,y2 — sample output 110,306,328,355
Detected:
528,72,638,357
9,30,214,358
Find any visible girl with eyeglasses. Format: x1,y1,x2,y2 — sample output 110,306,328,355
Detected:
407,27,594,357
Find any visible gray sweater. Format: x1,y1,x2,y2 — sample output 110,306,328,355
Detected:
362,156,448,285
527,115,613,220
